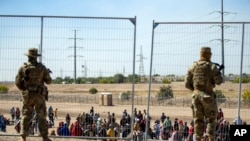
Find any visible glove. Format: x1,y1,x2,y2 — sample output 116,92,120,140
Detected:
219,64,225,71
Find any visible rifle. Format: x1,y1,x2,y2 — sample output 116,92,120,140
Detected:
213,63,225,71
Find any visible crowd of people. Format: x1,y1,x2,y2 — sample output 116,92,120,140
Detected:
0,105,248,141
46,106,245,141
0,107,21,132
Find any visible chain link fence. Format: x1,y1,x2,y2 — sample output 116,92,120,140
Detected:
0,94,248,108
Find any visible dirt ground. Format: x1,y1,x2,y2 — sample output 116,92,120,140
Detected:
5,81,250,98
1,82,250,140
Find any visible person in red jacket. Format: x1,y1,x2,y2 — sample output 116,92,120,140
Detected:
71,116,83,136
217,108,224,122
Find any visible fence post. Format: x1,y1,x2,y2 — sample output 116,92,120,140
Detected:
225,98,227,108
182,98,184,107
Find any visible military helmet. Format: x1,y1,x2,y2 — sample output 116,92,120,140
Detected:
24,48,41,58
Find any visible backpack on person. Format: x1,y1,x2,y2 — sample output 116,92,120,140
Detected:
192,61,212,88
22,63,45,87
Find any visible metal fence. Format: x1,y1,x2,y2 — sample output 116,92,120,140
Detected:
0,94,249,108
1,15,250,141
149,22,250,79
0,15,137,82
147,21,250,110
0,15,137,140
146,21,250,141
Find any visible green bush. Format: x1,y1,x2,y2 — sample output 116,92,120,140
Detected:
89,87,98,94
242,90,250,107
156,85,173,100
232,77,250,83
119,91,131,100
99,79,109,84
215,89,226,103
0,84,9,93
162,78,171,84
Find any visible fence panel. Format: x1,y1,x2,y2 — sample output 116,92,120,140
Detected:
150,22,250,78
148,22,250,141
0,15,136,140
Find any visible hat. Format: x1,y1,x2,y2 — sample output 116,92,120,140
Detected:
200,47,211,53
24,48,41,58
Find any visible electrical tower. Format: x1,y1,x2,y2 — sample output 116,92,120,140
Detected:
123,66,125,76
210,0,237,80
99,69,103,77
212,0,242,125
137,46,146,77
68,30,83,83
82,61,88,78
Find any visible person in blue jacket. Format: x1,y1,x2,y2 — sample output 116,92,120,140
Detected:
58,123,71,136
0,115,7,132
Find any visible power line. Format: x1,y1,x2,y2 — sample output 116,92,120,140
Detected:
137,46,146,78
209,0,237,80
68,30,84,83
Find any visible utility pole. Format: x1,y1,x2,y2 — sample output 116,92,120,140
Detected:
123,66,125,76
99,69,103,77
69,30,83,84
219,0,242,125
209,0,236,81
221,0,225,81
137,46,146,80
60,68,63,79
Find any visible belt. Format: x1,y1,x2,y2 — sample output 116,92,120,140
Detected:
28,85,43,92
28,86,38,91
194,88,213,94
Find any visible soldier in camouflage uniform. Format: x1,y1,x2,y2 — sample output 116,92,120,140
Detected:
185,47,223,141
15,48,52,141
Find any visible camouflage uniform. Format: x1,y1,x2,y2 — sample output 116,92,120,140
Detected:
185,47,223,141
15,48,52,141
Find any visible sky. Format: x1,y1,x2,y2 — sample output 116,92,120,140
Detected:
1,0,250,47
0,0,250,80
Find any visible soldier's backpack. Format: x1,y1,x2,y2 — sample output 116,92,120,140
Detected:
192,61,212,88
22,62,44,87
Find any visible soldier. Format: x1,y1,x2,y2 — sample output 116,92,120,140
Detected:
185,47,223,141
15,48,52,141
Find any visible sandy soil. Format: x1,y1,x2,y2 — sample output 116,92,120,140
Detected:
5,82,250,98
1,82,250,140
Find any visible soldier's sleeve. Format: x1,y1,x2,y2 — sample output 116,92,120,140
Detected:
42,65,52,84
15,67,26,91
211,64,223,85
184,64,194,91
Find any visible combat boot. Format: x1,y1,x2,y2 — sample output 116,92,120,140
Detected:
42,137,52,141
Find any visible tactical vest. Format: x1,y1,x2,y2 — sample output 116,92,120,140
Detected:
22,62,44,89
192,61,212,89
